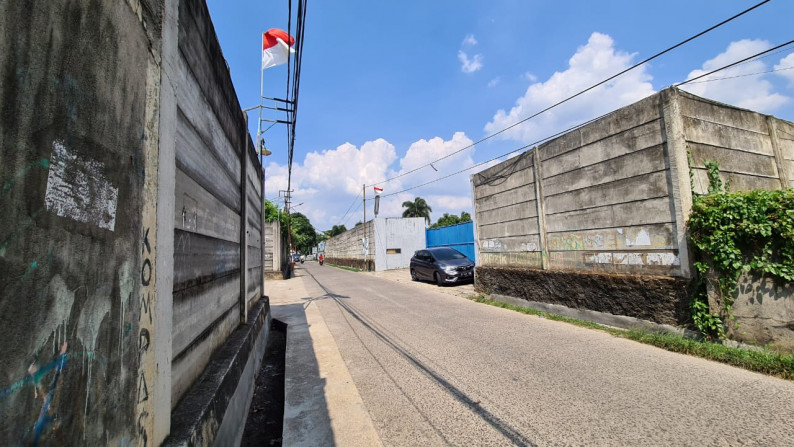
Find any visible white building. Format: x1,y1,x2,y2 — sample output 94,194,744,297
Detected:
323,217,426,271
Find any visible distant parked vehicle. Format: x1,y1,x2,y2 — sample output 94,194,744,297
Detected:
292,253,301,264
410,247,474,286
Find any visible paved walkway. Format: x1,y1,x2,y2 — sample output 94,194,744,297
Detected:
267,265,383,447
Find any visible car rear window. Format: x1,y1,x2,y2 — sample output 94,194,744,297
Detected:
431,248,467,261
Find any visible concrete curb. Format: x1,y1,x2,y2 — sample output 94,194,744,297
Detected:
164,298,271,447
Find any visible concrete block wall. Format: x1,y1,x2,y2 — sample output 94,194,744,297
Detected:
324,222,375,270
681,92,794,193
473,92,683,277
472,87,794,340
171,0,264,409
264,220,282,273
0,0,269,445
474,88,794,280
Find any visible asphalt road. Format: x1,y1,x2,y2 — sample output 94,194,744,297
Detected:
293,262,794,446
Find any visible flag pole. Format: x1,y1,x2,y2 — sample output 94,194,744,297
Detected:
257,33,264,167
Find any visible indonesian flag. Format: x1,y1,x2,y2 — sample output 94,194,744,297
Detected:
373,186,383,195
262,29,295,70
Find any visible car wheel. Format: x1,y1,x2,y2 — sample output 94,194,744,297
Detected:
410,269,418,281
434,272,444,287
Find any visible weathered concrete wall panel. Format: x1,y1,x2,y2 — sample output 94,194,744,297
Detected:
0,0,161,444
679,91,788,194
170,0,264,412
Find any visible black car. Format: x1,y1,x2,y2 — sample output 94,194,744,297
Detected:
410,247,475,286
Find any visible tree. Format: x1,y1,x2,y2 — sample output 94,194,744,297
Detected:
429,211,472,229
289,212,317,254
265,200,281,222
324,224,347,237
401,197,432,225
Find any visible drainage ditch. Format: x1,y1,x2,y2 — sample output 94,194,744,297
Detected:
241,319,287,446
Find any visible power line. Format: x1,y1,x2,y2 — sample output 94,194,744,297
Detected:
677,39,794,86
373,37,794,200
683,65,793,84
337,191,362,229
368,0,772,189
375,111,612,199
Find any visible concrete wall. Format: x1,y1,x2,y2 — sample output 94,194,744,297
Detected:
0,0,268,445
264,220,282,273
472,87,793,335
0,0,166,444
324,222,375,270
680,91,794,194
473,92,683,277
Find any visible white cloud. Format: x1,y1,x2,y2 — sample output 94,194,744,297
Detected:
487,77,500,88
680,39,788,113
774,52,794,85
484,32,655,144
458,50,483,73
266,133,478,230
523,72,538,82
462,34,478,47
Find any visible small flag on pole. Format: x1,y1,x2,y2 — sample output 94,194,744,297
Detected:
373,186,383,195
262,29,295,70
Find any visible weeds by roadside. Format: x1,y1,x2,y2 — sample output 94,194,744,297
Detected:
327,263,361,272
468,295,794,381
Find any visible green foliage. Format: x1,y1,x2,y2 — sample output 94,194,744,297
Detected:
265,200,281,222
324,224,347,237
401,197,433,225
704,160,725,195
688,161,794,340
289,212,317,255
428,211,472,229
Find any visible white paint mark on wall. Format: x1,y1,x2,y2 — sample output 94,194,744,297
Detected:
647,253,680,266
44,140,118,231
585,252,613,264
614,253,644,265
76,291,111,437
35,275,76,355
118,261,135,380
520,242,538,252
626,229,651,247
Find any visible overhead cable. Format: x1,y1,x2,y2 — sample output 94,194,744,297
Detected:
368,0,772,189
677,39,794,86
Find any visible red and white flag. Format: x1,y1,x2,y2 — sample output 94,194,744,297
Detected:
262,29,295,70
373,186,383,195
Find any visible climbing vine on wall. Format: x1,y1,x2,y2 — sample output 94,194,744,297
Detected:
688,160,794,339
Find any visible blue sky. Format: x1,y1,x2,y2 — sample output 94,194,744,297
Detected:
207,0,794,232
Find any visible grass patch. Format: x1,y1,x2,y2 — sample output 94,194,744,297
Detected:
327,263,361,272
469,296,794,381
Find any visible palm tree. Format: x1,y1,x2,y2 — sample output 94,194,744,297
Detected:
401,197,432,225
